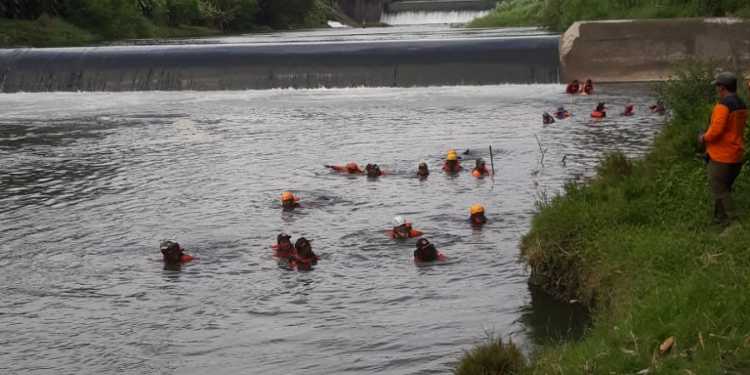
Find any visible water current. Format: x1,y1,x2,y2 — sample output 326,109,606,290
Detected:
380,11,491,25
0,84,663,374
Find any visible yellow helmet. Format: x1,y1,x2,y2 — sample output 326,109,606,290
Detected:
470,204,485,215
447,150,458,161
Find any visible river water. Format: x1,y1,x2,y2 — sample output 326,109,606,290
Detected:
0,83,663,374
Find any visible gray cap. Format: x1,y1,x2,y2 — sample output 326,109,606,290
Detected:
711,72,737,87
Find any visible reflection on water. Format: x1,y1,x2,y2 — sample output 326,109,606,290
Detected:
0,84,663,374
518,286,591,347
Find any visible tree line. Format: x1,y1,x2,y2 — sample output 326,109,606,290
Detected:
0,0,327,38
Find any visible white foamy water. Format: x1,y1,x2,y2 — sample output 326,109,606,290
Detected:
381,10,490,25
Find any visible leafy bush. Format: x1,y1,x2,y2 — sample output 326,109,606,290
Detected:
208,0,259,31
64,0,154,38
257,0,322,29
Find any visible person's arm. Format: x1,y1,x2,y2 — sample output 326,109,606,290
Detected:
325,165,345,172
702,104,730,143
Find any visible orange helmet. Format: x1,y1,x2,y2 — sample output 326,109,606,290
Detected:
281,191,297,202
470,204,485,215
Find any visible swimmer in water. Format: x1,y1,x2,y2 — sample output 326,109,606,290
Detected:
417,161,429,179
471,158,490,178
592,102,607,118
443,149,462,173
543,112,555,124
160,240,193,264
469,204,487,227
566,80,581,94
390,216,424,239
650,100,666,114
281,191,300,210
622,104,635,116
365,163,384,178
325,162,363,174
582,79,594,95
414,238,439,262
273,233,295,259
293,237,318,271
555,106,572,119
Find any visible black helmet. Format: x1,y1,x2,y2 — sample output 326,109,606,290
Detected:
160,240,180,253
295,237,310,249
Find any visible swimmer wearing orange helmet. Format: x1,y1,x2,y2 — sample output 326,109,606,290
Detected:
469,204,487,226
281,191,300,210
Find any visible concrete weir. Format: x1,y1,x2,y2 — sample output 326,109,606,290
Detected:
560,18,750,82
0,36,560,92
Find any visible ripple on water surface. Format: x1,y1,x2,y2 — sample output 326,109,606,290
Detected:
0,84,664,374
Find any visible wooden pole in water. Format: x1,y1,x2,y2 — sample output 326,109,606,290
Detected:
489,145,495,176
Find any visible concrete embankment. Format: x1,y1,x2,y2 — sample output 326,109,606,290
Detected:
0,37,559,92
560,18,750,82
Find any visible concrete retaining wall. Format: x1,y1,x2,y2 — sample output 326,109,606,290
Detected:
560,18,750,82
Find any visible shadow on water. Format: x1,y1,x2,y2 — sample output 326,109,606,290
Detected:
518,285,591,345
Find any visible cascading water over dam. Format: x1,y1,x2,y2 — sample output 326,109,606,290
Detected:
0,28,559,93
380,0,494,25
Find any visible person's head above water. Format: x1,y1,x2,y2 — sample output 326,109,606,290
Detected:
475,158,486,169
365,163,382,177
446,149,458,161
277,232,292,246
414,238,438,261
557,106,566,112
469,204,487,225
281,191,298,208
295,237,313,257
160,240,184,263
417,161,429,177
393,215,406,227
596,102,606,111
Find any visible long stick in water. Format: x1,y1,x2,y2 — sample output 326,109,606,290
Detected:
489,145,495,175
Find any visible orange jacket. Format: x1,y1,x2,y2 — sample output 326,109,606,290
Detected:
705,95,747,163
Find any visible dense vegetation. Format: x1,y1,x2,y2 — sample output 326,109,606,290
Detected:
0,0,331,47
469,0,750,31
456,66,750,373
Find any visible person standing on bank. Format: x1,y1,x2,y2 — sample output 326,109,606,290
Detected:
698,72,747,226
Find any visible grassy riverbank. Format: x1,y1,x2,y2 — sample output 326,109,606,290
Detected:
457,67,750,373
0,0,334,48
469,0,750,30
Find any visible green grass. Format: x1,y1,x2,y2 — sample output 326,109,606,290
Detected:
455,337,526,375
457,65,750,373
468,0,750,31
0,16,98,47
0,16,224,48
